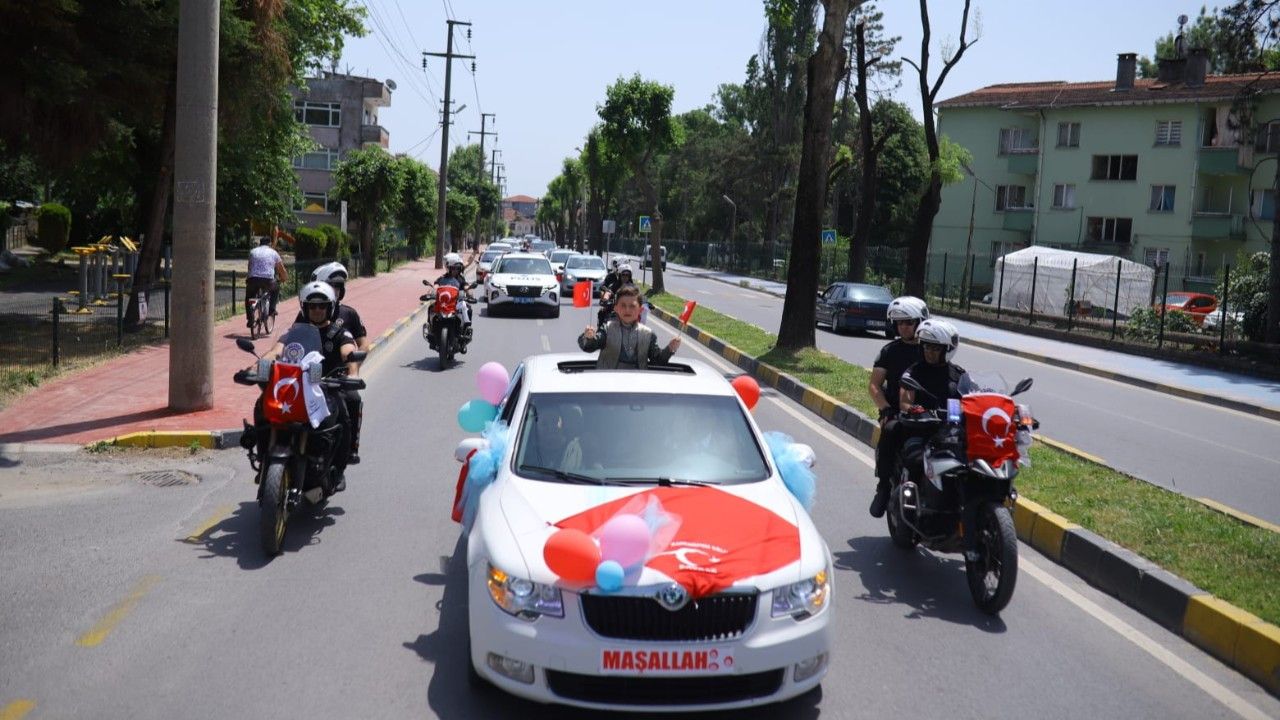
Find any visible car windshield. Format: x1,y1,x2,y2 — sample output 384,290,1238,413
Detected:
846,285,894,303
566,255,605,270
533,242,557,253
513,392,769,485
550,250,574,263
481,251,502,263
1165,293,1193,307
496,257,553,275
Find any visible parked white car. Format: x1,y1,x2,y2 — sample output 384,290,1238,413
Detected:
559,253,608,296
457,354,832,711
1202,307,1244,333
484,252,561,318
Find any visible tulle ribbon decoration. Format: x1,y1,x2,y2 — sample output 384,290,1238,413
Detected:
763,431,816,511
457,420,510,532
542,495,682,592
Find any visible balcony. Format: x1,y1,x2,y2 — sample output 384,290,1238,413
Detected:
1198,147,1248,175
361,124,389,148
1191,212,1246,239
1005,150,1039,175
1001,208,1035,231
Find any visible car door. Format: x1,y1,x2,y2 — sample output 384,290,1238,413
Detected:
817,284,842,325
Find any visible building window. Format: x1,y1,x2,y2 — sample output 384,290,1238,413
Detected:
990,240,1024,267
1086,216,1133,243
1143,247,1170,267
1052,184,1075,209
995,185,1029,211
1250,189,1275,220
295,192,333,214
294,101,341,127
1155,120,1182,146
292,148,340,171
1091,154,1138,181
1149,185,1176,212
1057,122,1080,148
1255,121,1280,153
998,127,1034,155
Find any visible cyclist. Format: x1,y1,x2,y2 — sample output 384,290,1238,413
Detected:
246,236,287,329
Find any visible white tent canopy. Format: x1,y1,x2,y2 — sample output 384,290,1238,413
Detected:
993,247,1154,318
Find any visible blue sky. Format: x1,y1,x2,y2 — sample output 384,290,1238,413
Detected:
337,0,1193,199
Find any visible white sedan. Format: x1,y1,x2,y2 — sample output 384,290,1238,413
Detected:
455,354,832,712
559,253,608,296
484,252,561,318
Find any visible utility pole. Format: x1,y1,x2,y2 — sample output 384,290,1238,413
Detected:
490,148,502,241
170,0,218,411
468,113,496,250
424,19,473,267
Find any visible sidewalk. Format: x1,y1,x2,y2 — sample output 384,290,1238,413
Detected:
0,259,439,448
622,256,1280,419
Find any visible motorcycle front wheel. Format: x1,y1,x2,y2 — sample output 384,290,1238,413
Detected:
886,490,918,550
965,503,1018,615
260,460,290,556
437,326,452,370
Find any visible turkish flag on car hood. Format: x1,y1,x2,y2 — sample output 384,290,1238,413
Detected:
554,486,801,599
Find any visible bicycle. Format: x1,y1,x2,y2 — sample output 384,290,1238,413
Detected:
249,287,275,340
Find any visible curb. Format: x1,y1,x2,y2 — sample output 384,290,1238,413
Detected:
650,302,1280,697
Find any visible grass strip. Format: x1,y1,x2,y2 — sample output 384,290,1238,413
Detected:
646,288,1280,626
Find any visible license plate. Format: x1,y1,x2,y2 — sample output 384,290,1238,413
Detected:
514,297,534,304
600,647,736,675
866,320,884,327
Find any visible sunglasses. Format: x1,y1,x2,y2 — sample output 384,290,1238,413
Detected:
922,343,947,352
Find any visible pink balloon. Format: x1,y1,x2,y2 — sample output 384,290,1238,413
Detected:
597,514,652,568
476,362,510,405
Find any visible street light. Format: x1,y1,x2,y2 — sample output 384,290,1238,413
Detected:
722,194,737,267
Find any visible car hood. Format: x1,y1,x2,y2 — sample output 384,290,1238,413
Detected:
564,268,606,279
477,477,827,595
490,272,557,285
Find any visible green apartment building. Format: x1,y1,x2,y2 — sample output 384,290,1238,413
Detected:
931,49,1278,295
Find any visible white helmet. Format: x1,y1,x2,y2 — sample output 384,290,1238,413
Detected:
886,295,930,322
443,252,463,269
618,264,634,276
299,280,337,321
311,261,349,300
916,319,959,363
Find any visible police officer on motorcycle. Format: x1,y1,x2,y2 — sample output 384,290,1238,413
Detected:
427,252,475,340
303,261,367,464
899,319,965,413
868,296,929,518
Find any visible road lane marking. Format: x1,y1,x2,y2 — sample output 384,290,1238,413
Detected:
541,334,551,351
183,504,235,544
1022,559,1271,720
0,701,35,720
76,575,162,648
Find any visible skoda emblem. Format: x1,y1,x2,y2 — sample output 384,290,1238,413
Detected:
655,583,689,612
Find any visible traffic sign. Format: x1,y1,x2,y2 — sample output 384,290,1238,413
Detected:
639,215,652,233
821,228,836,245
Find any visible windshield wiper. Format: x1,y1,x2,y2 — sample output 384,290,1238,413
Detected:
608,477,714,487
519,465,610,485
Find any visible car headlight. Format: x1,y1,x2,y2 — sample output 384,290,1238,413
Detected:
771,565,830,619
490,281,506,291
487,564,564,620
565,274,576,282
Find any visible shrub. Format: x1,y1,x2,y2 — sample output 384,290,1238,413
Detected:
34,202,72,253
1126,305,1195,341
1217,251,1270,343
293,228,327,261
315,223,351,259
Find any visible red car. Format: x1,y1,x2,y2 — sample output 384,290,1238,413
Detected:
1158,292,1218,325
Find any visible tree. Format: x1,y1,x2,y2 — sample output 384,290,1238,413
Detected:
1138,8,1233,77
395,156,437,254
902,0,978,297
447,143,499,250
598,74,681,292
445,189,478,252
331,146,404,274
777,0,856,349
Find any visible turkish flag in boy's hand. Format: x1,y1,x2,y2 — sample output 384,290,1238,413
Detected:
573,281,592,308
679,300,697,325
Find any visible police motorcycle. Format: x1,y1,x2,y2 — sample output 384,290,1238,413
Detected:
887,372,1038,614
234,324,366,556
420,280,475,370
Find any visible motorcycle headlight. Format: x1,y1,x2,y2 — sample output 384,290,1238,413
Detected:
487,564,563,620
771,565,830,619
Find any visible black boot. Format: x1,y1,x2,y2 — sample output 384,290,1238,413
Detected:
868,480,890,518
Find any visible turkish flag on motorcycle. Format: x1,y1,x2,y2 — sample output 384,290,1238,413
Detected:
262,363,311,424
961,393,1019,467
573,281,592,308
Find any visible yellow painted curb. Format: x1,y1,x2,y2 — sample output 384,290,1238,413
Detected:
1029,511,1078,561
99,431,216,449
1235,620,1280,694
1184,595,1256,665
1012,497,1049,541
1196,497,1280,535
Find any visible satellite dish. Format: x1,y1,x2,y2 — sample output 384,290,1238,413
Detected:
386,78,397,91
1178,14,1189,26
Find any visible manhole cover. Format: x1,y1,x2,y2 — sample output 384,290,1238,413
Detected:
132,470,200,487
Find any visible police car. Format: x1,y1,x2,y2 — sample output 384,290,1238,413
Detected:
483,252,561,318
456,354,832,711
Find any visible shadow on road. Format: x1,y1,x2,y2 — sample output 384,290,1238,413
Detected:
184,499,343,569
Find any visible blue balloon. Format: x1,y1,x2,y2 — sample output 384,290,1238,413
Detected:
595,560,625,592
458,399,498,433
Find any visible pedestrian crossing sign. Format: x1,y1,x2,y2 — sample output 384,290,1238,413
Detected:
821,229,836,245
639,215,652,233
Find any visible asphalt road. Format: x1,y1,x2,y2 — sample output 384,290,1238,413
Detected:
1,297,1277,718
638,263,1280,526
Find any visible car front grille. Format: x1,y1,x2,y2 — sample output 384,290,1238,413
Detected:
545,668,784,706
580,592,757,642
507,285,543,298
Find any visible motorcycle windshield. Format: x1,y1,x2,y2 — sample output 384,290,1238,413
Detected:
276,324,322,363
957,372,1011,396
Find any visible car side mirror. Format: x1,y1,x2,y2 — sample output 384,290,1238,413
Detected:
455,437,489,462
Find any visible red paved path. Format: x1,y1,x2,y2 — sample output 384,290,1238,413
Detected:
0,259,441,445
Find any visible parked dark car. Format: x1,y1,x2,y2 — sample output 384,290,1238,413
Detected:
816,282,895,337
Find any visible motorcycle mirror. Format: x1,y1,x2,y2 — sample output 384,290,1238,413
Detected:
419,294,434,302
1012,378,1034,396
236,337,258,356
347,350,368,364
899,375,925,393
422,278,431,286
